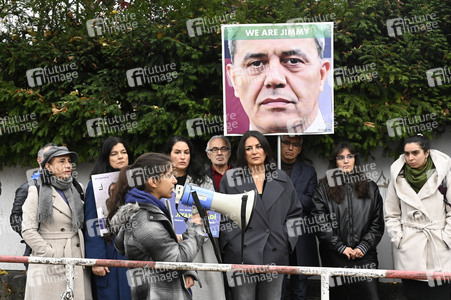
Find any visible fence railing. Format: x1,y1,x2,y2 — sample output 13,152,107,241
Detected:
1,255,450,300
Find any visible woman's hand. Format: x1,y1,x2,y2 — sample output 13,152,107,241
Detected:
354,248,364,259
190,213,204,226
176,234,183,242
92,266,110,276
184,275,195,289
342,247,355,260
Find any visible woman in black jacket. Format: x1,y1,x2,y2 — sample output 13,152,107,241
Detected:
312,142,384,300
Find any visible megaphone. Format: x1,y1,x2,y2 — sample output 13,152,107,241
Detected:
174,184,255,230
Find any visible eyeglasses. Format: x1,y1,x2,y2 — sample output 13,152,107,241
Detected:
336,154,356,161
281,140,302,148
208,147,230,153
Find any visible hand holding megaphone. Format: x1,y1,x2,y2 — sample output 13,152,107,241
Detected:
174,184,256,230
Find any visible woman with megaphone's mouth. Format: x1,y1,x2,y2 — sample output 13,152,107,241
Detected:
219,130,303,300
110,153,207,299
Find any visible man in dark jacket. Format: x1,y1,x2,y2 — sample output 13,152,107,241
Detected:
205,135,232,191
280,135,319,300
10,143,55,262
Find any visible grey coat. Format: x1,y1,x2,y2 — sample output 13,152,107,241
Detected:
219,168,303,265
111,202,206,300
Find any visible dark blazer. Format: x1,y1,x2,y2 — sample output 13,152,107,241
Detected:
219,167,302,265
206,164,232,192
290,161,320,267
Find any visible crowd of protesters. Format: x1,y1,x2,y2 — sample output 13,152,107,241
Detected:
9,132,450,300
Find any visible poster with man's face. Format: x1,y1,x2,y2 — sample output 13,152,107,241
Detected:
222,23,334,135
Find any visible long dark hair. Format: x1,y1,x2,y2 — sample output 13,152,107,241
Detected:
108,153,172,220
163,136,207,185
236,130,276,172
321,142,370,203
90,137,134,176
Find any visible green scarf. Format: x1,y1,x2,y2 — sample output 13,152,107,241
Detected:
404,156,435,193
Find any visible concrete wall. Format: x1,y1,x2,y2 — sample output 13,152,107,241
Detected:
1,128,450,272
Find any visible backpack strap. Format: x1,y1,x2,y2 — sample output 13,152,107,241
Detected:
72,178,85,201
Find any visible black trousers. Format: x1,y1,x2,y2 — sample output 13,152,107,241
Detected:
402,279,451,300
319,245,380,300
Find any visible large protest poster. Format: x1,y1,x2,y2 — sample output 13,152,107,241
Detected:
222,23,334,135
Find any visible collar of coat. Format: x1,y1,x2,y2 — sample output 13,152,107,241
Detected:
390,149,450,213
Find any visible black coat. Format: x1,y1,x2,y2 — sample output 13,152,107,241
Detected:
312,180,384,265
290,161,320,267
219,168,303,265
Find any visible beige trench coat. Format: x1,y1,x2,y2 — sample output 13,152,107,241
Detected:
385,149,451,273
22,185,92,300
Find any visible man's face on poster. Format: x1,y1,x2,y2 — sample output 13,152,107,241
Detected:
227,38,330,133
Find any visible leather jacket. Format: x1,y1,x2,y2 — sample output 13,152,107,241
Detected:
312,180,384,255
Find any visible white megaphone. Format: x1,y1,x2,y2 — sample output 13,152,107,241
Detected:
174,184,256,230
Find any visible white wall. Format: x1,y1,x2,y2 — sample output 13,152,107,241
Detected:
1,128,449,271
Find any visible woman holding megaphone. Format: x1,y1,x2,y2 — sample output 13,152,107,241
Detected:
219,130,303,300
110,153,206,299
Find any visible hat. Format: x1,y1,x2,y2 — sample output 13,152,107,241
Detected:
40,146,78,168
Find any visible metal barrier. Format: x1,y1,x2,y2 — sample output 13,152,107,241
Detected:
1,255,450,300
